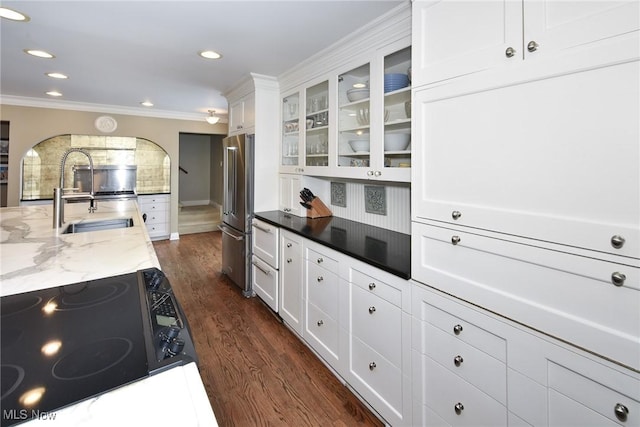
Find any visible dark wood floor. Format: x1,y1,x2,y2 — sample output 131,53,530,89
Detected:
153,231,384,427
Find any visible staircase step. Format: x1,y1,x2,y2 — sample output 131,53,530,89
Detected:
178,204,221,235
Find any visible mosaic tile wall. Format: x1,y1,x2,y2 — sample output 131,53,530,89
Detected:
22,135,170,200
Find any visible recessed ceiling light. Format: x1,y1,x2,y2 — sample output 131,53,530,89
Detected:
0,7,30,22
46,91,62,97
140,101,154,107
46,72,68,79
199,50,222,60
25,49,55,59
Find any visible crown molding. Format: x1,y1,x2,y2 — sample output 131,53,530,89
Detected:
0,95,229,123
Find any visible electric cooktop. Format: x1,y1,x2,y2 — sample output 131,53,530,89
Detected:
0,268,197,426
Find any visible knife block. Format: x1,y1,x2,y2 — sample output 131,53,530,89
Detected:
307,197,332,219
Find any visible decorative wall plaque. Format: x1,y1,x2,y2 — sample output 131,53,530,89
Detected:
94,116,118,133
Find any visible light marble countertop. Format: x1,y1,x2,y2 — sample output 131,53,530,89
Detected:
0,200,218,426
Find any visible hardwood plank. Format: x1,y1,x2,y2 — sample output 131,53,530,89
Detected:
153,231,384,427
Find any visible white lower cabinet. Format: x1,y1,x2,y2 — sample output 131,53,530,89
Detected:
137,194,170,240
279,230,303,335
252,219,280,312
412,282,640,427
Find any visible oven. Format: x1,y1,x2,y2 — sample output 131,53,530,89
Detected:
0,268,197,426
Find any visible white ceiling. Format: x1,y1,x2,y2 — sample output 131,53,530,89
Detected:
0,0,405,121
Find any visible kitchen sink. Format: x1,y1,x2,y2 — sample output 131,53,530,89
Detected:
63,217,134,234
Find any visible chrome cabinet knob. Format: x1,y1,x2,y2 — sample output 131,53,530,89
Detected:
614,403,629,422
317,276,324,282
286,243,292,248
505,46,516,58
454,355,464,367
527,40,539,52
368,282,376,290
611,272,626,287
374,170,382,177
367,170,374,176
454,403,464,415
369,362,376,370
368,306,376,314
611,235,626,249
453,324,463,335
452,210,462,220
317,320,324,326
287,258,292,264
451,236,461,245
317,257,324,264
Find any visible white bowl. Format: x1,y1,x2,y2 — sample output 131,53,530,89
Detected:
349,139,370,152
347,88,369,102
384,131,410,151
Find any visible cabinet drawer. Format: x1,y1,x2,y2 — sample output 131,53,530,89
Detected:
422,321,506,404
422,355,507,427
252,219,279,268
143,209,167,225
548,361,639,426
306,261,339,319
146,223,168,236
350,268,401,307
350,336,402,415
351,285,402,367
423,299,506,363
306,247,339,273
306,301,339,359
252,255,278,312
413,221,640,371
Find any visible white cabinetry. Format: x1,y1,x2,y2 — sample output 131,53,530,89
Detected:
412,283,640,427
251,218,279,312
412,0,639,87
279,230,303,335
278,174,303,216
228,95,255,135
138,194,170,240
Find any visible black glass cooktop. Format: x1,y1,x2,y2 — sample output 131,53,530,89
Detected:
0,274,148,426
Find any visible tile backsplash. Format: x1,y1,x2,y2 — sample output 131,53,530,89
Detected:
327,180,410,234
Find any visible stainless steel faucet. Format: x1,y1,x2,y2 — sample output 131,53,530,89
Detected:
53,148,96,229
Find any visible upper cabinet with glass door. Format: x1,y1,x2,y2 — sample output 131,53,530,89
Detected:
281,92,303,173
305,81,329,169
381,46,411,179
337,63,371,174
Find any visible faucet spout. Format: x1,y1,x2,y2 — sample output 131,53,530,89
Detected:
53,148,96,230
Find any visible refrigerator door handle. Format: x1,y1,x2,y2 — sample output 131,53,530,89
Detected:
218,224,243,241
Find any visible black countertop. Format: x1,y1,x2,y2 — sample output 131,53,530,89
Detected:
254,211,411,279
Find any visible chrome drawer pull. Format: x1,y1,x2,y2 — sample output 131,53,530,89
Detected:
317,276,324,282
611,235,626,249
251,260,271,276
369,362,376,370
286,243,292,248
453,355,464,367
317,257,324,264
614,403,629,422
451,210,462,220
368,306,376,314
287,258,292,264
454,403,464,415
252,222,271,233
453,324,463,335
451,235,461,245
368,282,376,290
611,272,626,287
317,320,324,326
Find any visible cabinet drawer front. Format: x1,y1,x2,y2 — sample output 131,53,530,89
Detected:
422,321,506,404
548,361,640,426
423,297,506,362
306,247,339,272
350,336,403,415
350,268,402,307
252,256,278,312
306,262,339,319
138,194,169,205
143,210,167,224
413,221,640,371
306,302,339,359
252,219,279,268
351,285,402,367
422,356,507,427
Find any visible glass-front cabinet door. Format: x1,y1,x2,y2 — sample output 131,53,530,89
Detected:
381,46,411,180
281,92,302,172
338,63,371,173
305,81,329,168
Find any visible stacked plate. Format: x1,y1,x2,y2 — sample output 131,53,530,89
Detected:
384,73,409,93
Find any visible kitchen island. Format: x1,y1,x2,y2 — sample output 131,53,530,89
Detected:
0,201,217,426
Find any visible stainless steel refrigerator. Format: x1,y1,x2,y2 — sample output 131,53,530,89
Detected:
219,133,254,297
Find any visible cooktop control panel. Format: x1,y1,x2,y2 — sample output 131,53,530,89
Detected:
140,268,198,373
